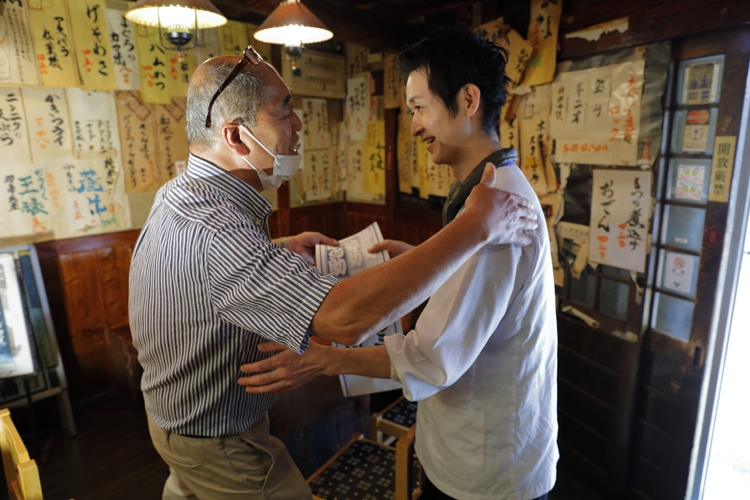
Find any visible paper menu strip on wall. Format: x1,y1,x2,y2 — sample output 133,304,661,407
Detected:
104,7,141,91
0,1,41,87
23,87,74,161
69,0,116,91
28,0,80,88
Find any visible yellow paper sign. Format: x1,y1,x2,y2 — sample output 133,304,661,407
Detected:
397,112,412,193
219,21,249,55
135,25,171,104
69,1,116,90
525,0,562,86
28,0,80,88
708,136,737,203
364,120,385,195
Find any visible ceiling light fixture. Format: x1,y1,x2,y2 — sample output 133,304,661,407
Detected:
253,0,333,75
125,0,227,59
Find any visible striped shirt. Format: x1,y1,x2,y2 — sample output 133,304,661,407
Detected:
129,154,338,437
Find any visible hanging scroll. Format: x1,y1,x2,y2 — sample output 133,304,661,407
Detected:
346,74,370,142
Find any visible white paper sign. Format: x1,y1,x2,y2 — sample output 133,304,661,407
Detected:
346,75,370,142
551,60,645,166
589,169,652,272
663,251,695,294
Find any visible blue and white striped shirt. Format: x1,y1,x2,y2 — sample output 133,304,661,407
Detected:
129,154,338,436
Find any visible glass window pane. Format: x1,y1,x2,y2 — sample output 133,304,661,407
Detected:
661,205,705,252
569,271,596,309
598,278,629,320
667,158,712,204
656,250,700,298
601,265,632,280
676,55,724,106
671,108,719,155
652,292,695,342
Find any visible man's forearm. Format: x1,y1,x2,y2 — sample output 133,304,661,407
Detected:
312,215,488,345
324,344,392,380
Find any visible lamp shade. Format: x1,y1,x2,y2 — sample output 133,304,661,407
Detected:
125,0,227,29
254,0,333,45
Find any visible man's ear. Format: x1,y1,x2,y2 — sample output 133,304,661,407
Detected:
461,83,482,118
222,123,251,156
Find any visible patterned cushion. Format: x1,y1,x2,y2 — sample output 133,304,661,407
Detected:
309,440,397,500
382,398,417,428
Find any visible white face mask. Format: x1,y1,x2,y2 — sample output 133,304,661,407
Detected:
239,124,302,190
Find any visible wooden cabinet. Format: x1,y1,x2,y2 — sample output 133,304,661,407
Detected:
35,230,141,402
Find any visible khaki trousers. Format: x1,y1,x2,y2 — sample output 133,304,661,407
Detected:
147,412,311,500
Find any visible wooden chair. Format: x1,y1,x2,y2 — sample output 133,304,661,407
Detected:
308,430,421,500
0,408,43,500
370,396,418,444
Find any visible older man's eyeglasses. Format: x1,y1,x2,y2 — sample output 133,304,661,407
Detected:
204,45,264,128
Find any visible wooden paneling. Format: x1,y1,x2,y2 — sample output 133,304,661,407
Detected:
36,230,140,401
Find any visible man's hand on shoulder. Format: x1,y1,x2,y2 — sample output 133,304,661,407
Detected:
285,232,338,265
463,163,538,246
238,340,330,394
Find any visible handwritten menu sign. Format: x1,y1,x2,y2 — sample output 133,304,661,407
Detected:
134,24,170,104
519,84,553,195
29,0,79,88
115,91,159,193
0,88,31,163
302,98,329,150
69,1,116,90
347,74,370,142
364,120,385,195
589,168,652,273
346,42,368,77
525,0,561,86
104,6,141,91
22,87,73,160
708,136,736,203
0,0,41,86
154,98,188,184
551,60,645,166
383,53,402,110
302,148,331,202
219,20,248,55
66,87,119,158
397,112,412,193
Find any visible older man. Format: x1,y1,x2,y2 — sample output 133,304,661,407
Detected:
129,46,538,500
239,25,559,500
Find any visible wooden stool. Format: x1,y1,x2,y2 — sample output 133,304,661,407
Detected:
370,396,417,443
308,431,421,500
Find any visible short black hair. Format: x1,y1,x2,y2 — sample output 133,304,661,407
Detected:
398,24,510,136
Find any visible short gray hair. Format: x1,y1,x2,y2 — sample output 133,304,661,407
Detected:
186,56,265,150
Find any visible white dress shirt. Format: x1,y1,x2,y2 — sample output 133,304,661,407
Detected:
385,160,559,500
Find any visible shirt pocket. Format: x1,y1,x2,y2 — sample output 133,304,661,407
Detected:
421,404,485,479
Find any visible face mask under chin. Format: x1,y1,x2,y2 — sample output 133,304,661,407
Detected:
238,124,302,190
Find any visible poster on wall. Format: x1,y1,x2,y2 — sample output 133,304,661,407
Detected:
589,168,652,273
0,254,36,378
551,59,645,166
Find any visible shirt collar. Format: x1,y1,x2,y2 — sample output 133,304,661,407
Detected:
185,153,273,222
441,147,518,226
